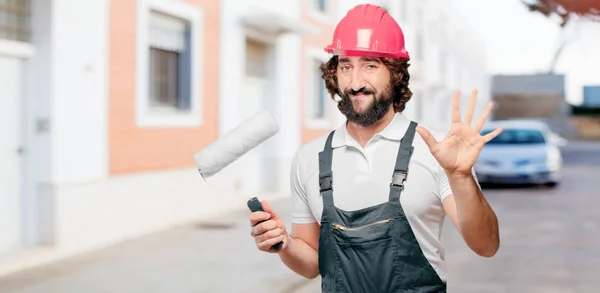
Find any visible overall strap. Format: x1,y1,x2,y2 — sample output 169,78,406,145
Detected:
389,121,418,202
318,131,336,208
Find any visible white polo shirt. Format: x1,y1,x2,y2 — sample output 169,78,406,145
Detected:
290,112,454,282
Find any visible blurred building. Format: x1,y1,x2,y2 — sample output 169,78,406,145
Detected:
491,74,574,136
0,0,489,276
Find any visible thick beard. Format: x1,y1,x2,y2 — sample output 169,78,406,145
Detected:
338,84,394,127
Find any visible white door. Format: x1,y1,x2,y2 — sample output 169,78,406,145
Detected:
0,56,24,255
241,77,267,195
242,39,279,195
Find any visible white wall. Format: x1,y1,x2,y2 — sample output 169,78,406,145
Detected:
27,0,110,246
218,0,303,133
0,53,28,255
218,0,305,195
245,0,301,20
0,0,110,254
48,168,285,253
27,0,55,246
407,0,490,131
218,1,245,136
49,0,110,184
274,34,302,166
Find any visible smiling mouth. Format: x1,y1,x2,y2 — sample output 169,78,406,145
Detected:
351,93,372,98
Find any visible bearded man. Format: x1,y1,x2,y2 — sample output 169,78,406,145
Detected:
249,4,502,292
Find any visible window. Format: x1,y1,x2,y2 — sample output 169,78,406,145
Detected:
305,47,331,128
308,0,328,23
148,11,191,111
136,0,203,127
481,129,546,145
0,0,31,42
313,0,326,12
312,59,327,119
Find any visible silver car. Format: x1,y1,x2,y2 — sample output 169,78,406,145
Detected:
475,120,566,187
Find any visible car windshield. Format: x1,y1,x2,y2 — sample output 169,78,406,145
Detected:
481,128,546,145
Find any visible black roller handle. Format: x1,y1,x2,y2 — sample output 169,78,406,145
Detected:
247,197,284,250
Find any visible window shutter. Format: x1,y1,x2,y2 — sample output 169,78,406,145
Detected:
149,11,188,52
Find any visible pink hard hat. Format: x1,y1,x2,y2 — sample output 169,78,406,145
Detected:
324,4,410,59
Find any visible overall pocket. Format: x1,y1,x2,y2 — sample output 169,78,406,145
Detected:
331,219,400,292
331,219,394,244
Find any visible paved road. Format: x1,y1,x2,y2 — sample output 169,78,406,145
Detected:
0,141,598,293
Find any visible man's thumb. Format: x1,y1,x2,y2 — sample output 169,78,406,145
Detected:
416,126,437,150
261,200,279,219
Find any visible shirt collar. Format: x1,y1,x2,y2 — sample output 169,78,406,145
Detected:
331,112,412,148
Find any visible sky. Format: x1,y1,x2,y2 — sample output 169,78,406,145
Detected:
451,0,600,105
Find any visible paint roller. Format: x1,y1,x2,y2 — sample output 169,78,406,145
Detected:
193,109,280,179
193,109,284,250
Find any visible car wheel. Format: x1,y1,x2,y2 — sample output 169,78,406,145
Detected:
545,181,559,188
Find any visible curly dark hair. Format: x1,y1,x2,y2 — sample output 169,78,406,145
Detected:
319,56,412,112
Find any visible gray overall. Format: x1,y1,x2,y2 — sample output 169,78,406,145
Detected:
317,121,447,293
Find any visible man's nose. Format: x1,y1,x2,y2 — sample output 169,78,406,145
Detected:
350,70,366,92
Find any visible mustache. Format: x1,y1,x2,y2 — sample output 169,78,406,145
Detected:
344,87,375,97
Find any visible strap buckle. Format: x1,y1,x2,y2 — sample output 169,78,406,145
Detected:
390,171,407,188
319,176,333,192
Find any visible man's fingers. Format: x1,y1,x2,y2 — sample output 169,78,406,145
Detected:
451,90,461,123
249,201,288,253
483,127,504,142
463,89,478,125
251,219,279,236
255,228,283,244
258,235,286,251
416,126,438,151
249,211,270,227
474,102,494,131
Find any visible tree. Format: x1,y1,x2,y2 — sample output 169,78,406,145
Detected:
521,0,600,73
